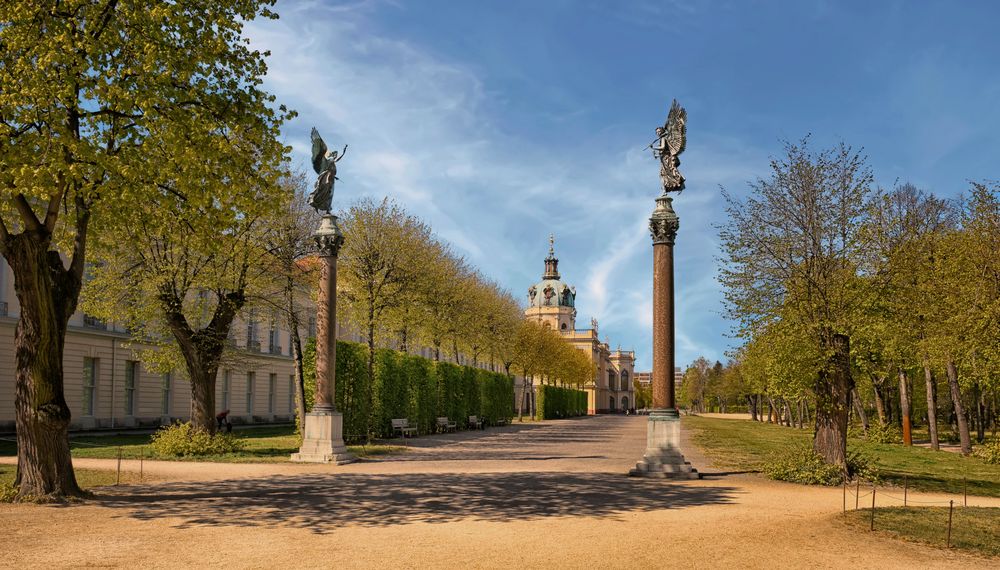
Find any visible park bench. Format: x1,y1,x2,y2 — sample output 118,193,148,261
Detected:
391,418,417,438
436,416,457,433
468,415,484,430
494,417,509,427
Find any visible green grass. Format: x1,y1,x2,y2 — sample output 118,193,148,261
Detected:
0,425,405,464
844,507,1000,558
0,463,147,502
684,415,1000,497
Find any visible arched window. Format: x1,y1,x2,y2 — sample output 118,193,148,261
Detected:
621,370,629,391
609,396,615,410
608,370,616,390
560,322,567,330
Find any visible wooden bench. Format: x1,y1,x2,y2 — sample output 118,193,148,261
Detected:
495,417,509,427
468,415,484,430
436,416,457,433
391,418,417,438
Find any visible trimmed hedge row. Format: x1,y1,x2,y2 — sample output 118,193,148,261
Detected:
535,385,588,420
306,339,515,439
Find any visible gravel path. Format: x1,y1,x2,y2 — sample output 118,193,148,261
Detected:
1,416,995,568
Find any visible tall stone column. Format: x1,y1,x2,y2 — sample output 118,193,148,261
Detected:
629,195,698,478
292,214,355,464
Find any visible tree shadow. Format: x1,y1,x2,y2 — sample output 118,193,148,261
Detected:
94,472,739,533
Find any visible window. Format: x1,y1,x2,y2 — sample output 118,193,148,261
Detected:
608,370,616,390
268,373,276,414
621,370,629,392
124,360,138,416
288,375,295,414
82,358,97,416
268,323,279,354
246,312,259,351
221,369,231,411
245,372,255,416
560,322,567,330
161,372,172,415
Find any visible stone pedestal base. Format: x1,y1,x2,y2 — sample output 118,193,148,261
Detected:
629,410,699,479
291,411,356,464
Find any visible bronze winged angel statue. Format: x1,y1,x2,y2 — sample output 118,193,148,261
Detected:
650,99,686,194
308,127,348,214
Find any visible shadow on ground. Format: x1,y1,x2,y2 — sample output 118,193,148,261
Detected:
94,472,739,533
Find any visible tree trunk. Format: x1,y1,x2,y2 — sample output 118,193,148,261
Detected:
288,305,307,429
813,332,852,470
851,386,869,436
945,360,971,456
975,383,986,444
871,375,889,425
923,363,939,451
898,368,912,446
747,395,758,421
8,241,86,499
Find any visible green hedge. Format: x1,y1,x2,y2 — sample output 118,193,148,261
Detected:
306,340,514,439
535,385,588,420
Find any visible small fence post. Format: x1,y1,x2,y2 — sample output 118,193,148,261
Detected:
115,446,122,486
842,479,847,514
947,500,954,548
963,477,967,507
869,485,876,531
903,476,908,507
139,446,144,481
855,479,860,510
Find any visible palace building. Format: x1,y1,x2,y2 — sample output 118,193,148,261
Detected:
523,238,636,414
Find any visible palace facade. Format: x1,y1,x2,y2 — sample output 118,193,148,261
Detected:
523,240,636,414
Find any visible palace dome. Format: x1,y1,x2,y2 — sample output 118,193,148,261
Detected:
527,237,576,309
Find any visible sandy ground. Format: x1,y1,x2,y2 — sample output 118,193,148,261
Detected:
1,415,996,569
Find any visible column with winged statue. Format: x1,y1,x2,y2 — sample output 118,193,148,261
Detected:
629,100,699,478
292,128,355,464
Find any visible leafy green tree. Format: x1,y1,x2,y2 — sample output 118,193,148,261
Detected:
0,0,287,499
720,138,873,470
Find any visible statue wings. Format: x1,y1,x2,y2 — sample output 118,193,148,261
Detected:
663,99,687,157
310,127,328,175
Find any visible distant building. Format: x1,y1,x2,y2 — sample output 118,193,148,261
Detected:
634,368,682,391
522,238,636,413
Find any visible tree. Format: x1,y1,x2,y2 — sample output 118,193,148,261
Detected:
0,0,287,499
720,138,873,470
339,198,437,436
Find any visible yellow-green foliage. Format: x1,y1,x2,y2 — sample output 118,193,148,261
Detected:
974,439,1000,464
150,422,245,457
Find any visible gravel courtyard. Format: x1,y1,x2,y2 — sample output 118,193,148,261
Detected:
1,415,996,569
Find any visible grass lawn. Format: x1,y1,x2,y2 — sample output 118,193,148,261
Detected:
0,463,145,501
0,425,405,464
683,415,1000,497
843,506,1000,558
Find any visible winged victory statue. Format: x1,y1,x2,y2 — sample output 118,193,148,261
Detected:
650,99,687,194
308,127,348,214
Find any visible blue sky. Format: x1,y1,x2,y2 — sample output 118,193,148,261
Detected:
247,0,1000,370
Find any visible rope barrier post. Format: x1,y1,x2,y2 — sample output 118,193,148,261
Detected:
963,477,967,507
904,476,907,507
842,479,846,514
116,446,122,486
947,500,954,548
139,446,144,481
855,479,860,510
869,485,876,531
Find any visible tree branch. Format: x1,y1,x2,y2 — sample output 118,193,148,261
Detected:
13,194,43,232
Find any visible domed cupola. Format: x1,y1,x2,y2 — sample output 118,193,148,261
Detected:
527,235,576,309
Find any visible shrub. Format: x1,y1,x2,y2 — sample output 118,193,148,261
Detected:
865,422,902,444
149,422,245,457
974,439,1000,464
536,385,587,420
763,444,846,486
0,482,16,503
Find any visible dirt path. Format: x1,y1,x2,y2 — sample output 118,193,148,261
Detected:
1,416,994,568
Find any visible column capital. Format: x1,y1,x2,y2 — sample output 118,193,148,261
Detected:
649,195,679,246
315,214,345,257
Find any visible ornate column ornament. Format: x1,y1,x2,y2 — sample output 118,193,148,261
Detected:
314,214,345,257
649,195,680,246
